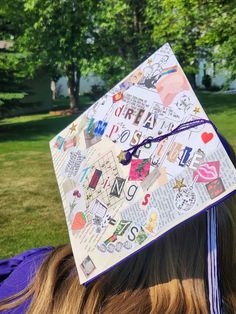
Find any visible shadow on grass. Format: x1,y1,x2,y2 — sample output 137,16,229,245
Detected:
195,91,236,114
0,92,235,143
0,114,78,142
51,95,92,112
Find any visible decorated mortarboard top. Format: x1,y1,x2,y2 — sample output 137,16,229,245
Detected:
50,43,236,284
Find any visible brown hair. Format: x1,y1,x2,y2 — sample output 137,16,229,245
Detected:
0,197,235,314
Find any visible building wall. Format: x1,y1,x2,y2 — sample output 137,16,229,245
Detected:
195,59,236,89
56,73,104,97
57,66,236,95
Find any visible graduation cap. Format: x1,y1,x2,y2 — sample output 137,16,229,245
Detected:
50,43,236,299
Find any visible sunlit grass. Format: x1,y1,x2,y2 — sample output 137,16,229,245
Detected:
0,114,75,257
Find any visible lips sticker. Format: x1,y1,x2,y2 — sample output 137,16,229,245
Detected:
201,132,213,144
193,161,220,183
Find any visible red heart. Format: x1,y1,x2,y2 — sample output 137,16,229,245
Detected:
201,132,213,144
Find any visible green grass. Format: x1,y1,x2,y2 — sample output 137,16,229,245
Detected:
51,95,92,112
0,114,75,258
0,92,27,101
0,91,235,258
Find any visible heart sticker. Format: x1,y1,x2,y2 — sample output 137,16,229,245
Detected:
201,132,214,144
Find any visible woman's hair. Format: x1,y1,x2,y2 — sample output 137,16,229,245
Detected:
1,145,236,313
0,199,235,314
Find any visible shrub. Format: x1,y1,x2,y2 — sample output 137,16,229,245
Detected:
90,84,106,101
202,74,212,90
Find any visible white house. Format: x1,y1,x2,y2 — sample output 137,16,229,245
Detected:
56,73,104,97
56,62,236,97
196,59,236,90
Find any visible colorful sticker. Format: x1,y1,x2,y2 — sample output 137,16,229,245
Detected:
113,92,123,102
71,212,86,231
135,228,148,245
129,159,151,181
156,66,190,106
114,220,132,236
54,135,65,150
145,211,158,233
193,161,220,183
89,169,102,189
64,136,77,151
80,256,96,277
206,178,225,199
104,234,117,244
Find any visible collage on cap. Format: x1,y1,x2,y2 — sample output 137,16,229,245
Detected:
49,43,236,284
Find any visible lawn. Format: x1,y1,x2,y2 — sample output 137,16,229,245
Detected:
0,91,235,258
0,114,76,258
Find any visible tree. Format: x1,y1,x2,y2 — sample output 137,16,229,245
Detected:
90,0,153,88
18,0,97,109
87,0,205,88
145,0,206,86
2,0,235,116
146,0,236,85
197,1,236,82
0,0,28,117
0,0,27,82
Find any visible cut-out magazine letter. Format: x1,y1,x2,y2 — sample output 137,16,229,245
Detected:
50,43,236,284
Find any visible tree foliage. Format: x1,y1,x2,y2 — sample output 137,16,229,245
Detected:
1,0,235,114
0,0,29,117
197,1,236,80
90,0,153,88
0,0,27,81
146,0,202,73
18,0,98,108
146,0,236,83
90,0,236,88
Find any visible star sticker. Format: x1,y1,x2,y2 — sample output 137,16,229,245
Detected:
147,58,153,64
86,194,92,201
117,151,126,162
69,123,77,133
173,178,186,192
193,106,200,114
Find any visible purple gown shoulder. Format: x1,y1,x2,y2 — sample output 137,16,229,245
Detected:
0,246,54,313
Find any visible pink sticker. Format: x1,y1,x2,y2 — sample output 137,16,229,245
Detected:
193,161,220,183
64,136,77,151
156,66,190,106
129,159,151,181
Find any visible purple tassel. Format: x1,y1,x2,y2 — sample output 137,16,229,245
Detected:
120,118,217,165
207,207,222,314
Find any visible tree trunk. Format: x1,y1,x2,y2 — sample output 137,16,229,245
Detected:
65,64,80,110
50,80,57,101
187,73,197,89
